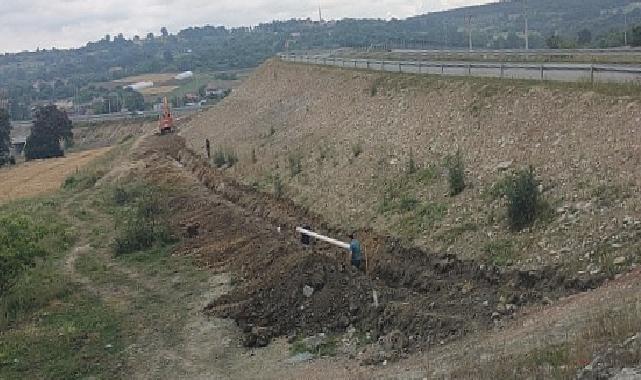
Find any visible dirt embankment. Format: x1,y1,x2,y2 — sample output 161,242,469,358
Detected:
180,59,641,275
72,119,155,151
158,136,606,358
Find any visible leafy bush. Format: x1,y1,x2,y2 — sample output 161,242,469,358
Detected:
445,150,466,196
212,148,238,168
506,166,541,231
213,150,226,168
62,171,104,191
112,188,174,255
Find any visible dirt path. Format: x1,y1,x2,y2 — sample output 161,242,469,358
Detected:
0,147,111,204
53,133,641,379
54,142,299,380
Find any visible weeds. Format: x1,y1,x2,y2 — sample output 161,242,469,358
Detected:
62,170,105,191
0,200,73,328
111,185,175,255
407,149,417,174
212,148,238,168
288,153,303,177
272,174,284,199
289,336,338,357
213,150,226,167
370,77,385,96
445,150,466,196
351,143,364,158
506,167,540,231
483,239,515,266
416,165,438,184
592,183,624,207
438,222,478,244
399,202,447,237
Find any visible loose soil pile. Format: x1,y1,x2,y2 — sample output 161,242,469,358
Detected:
138,135,608,356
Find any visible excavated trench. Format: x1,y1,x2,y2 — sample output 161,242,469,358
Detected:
156,135,607,357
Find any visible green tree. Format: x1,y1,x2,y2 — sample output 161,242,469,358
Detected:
546,34,562,49
577,29,592,45
122,89,145,111
0,109,11,165
24,105,73,160
631,25,641,46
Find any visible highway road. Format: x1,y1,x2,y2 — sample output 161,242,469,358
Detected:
281,55,641,85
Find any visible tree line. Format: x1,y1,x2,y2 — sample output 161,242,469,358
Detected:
1,0,641,120
0,105,73,166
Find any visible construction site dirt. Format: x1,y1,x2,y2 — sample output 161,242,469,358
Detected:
137,134,610,364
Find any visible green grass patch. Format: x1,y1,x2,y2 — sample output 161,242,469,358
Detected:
62,170,105,191
106,184,176,256
398,202,448,237
592,183,625,207
289,336,338,358
483,239,515,266
0,291,125,380
437,222,479,244
288,153,303,178
0,199,73,327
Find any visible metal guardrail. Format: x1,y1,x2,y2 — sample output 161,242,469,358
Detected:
279,54,641,85
390,48,641,56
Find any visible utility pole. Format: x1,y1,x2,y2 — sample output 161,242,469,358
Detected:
443,21,448,48
466,15,473,51
625,13,628,46
523,0,529,50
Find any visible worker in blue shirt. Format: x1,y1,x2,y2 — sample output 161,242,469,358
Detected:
349,234,362,271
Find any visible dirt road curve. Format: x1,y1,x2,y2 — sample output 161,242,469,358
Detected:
0,148,111,204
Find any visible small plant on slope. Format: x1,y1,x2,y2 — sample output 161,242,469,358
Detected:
446,150,466,196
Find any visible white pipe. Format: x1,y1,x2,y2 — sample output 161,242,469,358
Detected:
296,227,350,250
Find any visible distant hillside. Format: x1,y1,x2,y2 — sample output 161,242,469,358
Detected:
2,0,641,119
403,0,641,49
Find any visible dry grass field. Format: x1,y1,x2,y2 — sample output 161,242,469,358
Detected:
138,85,180,95
112,73,178,84
0,147,111,204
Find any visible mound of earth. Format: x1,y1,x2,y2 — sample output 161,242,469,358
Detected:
144,136,609,355
180,59,641,276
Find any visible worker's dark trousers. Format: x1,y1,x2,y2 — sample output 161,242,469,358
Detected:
351,259,362,271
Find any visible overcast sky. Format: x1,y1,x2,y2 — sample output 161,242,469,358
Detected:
0,0,493,53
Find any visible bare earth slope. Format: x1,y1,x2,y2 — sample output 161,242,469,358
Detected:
182,59,641,273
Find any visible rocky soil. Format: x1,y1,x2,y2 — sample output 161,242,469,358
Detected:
148,136,608,364
180,59,641,279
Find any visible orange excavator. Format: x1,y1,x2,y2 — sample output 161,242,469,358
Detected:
158,97,175,135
